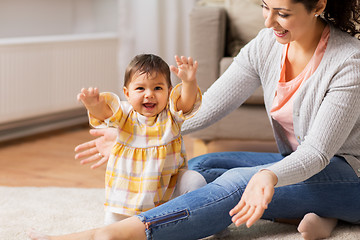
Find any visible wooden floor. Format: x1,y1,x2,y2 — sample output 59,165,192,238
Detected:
0,125,194,188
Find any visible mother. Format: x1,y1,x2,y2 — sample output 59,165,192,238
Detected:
29,0,360,239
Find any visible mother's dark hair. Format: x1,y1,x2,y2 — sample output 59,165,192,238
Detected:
294,0,360,38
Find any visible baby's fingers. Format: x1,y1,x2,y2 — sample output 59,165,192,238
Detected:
193,60,198,70
184,57,198,70
174,55,182,65
87,87,99,96
77,88,87,101
180,56,188,64
187,57,194,66
81,87,99,96
80,87,89,95
169,65,179,75
77,92,84,101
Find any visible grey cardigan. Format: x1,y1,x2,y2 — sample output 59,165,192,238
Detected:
182,24,360,187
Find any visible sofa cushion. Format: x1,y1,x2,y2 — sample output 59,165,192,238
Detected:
197,0,225,6
190,6,227,93
189,105,274,141
224,0,264,56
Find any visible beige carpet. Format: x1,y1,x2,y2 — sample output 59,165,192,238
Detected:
0,187,359,240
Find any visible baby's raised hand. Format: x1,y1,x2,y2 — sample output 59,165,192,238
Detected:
77,87,112,120
77,87,102,109
170,56,198,83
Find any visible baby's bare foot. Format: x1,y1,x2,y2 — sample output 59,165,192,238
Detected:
27,228,51,240
297,213,337,240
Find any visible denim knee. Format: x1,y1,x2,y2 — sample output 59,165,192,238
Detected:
211,167,256,194
188,155,205,171
188,153,230,183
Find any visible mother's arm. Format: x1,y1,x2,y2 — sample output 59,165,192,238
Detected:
267,52,360,187
181,57,261,135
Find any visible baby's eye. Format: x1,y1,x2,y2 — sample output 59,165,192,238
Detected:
135,87,144,91
155,86,163,90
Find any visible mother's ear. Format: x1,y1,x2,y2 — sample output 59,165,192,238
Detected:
314,0,327,16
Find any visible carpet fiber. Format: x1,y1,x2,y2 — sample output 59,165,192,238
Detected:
1,186,359,240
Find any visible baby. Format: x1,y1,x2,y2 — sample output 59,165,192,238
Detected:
77,54,206,224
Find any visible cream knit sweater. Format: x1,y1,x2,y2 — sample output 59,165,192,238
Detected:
182,24,360,187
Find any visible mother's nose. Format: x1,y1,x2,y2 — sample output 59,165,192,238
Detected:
264,11,277,29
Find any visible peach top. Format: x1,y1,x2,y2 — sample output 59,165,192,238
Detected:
270,25,330,151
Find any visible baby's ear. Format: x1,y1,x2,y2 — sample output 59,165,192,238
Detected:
123,87,130,100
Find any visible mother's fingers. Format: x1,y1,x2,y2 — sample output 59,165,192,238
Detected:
231,204,265,228
229,199,246,216
230,202,249,220
233,206,255,227
246,206,265,228
74,139,96,153
79,152,101,165
262,185,274,208
90,157,108,169
89,128,108,137
75,146,98,160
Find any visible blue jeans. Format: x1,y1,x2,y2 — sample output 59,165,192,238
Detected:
137,152,360,240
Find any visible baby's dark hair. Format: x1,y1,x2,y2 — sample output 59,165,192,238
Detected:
124,54,172,87
293,0,360,38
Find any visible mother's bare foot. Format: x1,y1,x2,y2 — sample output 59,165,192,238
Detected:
297,213,337,240
27,229,51,240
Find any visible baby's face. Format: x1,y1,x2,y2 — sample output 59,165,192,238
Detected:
123,71,171,117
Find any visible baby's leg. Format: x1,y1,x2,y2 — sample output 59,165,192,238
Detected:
27,216,146,240
104,211,129,225
27,228,97,240
172,169,207,198
27,229,51,240
297,213,338,240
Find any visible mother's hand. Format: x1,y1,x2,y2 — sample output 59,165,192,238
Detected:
229,170,277,228
74,128,117,169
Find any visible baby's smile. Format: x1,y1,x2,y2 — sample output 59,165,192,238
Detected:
143,103,156,109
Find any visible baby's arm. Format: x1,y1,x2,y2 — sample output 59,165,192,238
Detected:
77,87,113,120
170,56,199,113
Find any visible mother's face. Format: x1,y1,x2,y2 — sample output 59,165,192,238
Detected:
261,0,320,45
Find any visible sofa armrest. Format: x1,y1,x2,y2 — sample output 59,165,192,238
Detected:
190,6,226,93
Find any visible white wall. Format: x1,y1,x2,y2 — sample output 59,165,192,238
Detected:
0,0,198,96
0,0,118,38
117,0,197,91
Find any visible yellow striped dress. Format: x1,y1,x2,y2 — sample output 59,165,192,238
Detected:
89,84,201,216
